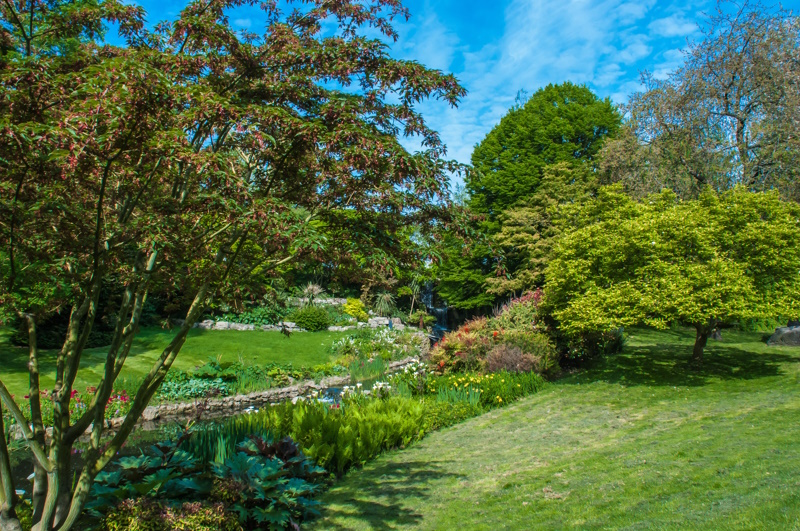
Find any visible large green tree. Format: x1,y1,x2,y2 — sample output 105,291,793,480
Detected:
468,82,620,222
0,0,465,529
542,186,800,363
436,83,620,309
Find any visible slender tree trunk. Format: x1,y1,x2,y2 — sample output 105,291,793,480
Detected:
0,407,23,531
23,314,47,523
692,321,715,364
52,447,73,528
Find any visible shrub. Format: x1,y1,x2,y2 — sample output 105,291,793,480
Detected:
372,292,396,317
330,328,426,363
407,310,436,328
492,290,543,332
342,298,369,322
289,306,331,332
157,373,230,402
427,295,561,378
103,499,243,531
422,399,483,431
218,301,289,327
428,322,492,373
497,330,560,377
484,344,536,373
559,328,625,362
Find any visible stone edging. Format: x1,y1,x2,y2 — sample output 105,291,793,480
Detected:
175,317,413,333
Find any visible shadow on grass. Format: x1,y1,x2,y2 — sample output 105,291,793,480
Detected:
317,459,464,530
573,335,799,388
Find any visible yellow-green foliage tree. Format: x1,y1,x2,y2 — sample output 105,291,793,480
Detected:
542,186,800,362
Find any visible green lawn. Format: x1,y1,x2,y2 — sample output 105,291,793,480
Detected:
0,327,346,396
313,327,800,530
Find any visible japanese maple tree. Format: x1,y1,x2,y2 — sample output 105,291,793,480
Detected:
0,0,465,529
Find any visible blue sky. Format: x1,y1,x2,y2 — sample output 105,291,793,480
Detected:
128,0,800,167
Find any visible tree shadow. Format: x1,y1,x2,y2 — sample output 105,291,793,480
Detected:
570,336,800,388
316,459,465,530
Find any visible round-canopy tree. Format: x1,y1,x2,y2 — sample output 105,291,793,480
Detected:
0,0,465,529
542,186,800,363
468,82,620,221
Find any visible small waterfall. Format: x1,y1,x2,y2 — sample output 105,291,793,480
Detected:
422,282,449,343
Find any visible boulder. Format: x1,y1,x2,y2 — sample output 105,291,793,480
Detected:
767,326,800,347
195,319,215,330
230,323,255,331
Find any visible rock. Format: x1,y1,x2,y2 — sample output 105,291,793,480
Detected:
212,321,231,330
230,323,255,331
195,319,215,329
768,326,800,346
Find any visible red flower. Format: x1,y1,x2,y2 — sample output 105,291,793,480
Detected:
493,331,498,338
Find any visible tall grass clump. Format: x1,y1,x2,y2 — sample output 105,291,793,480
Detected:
182,396,425,475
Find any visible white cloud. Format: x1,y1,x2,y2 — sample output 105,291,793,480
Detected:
390,0,702,184
394,7,460,71
648,14,697,37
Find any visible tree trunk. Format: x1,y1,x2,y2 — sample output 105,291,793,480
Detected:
0,409,22,531
693,323,711,364
53,451,73,528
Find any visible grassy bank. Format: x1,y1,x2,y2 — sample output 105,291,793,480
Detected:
0,327,346,396
313,327,800,530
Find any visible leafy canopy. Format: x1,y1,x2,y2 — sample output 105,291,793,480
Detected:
0,0,466,528
468,82,620,222
542,186,800,360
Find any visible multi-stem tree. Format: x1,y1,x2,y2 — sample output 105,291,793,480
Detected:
0,0,465,529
